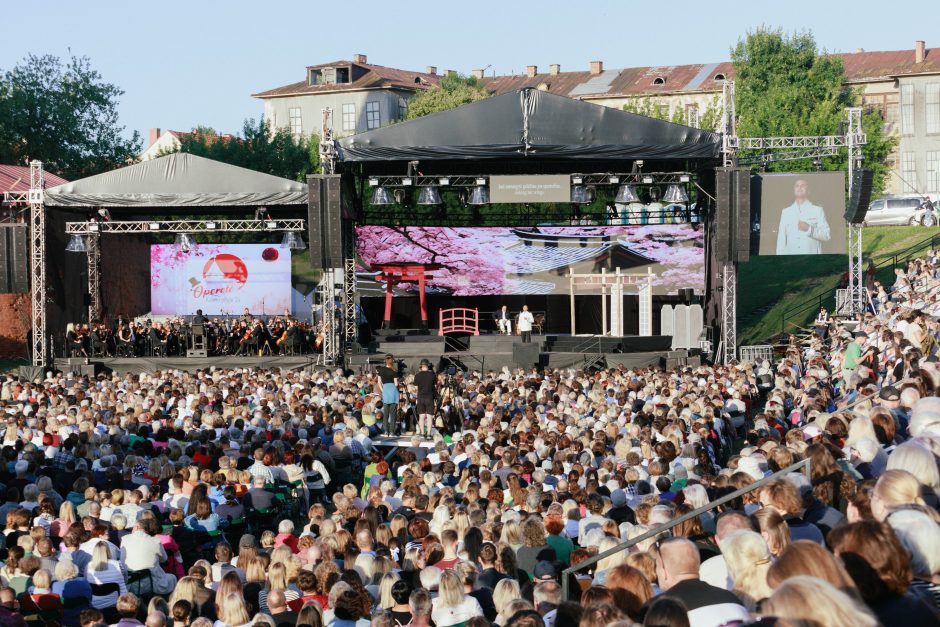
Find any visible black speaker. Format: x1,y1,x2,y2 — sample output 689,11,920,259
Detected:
323,175,343,268
678,288,694,303
307,176,325,268
512,342,541,367
0,225,28,294
715,168,733,262
845,168,875,224
734,170,751,262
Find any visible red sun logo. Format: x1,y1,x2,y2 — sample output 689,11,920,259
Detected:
202,254,248,286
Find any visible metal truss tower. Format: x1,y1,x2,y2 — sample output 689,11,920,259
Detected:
720,80,738,364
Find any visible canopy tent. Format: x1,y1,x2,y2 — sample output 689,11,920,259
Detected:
338,88,720,162
44,153,307,207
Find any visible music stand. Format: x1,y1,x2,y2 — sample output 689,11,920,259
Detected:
190,323,207,358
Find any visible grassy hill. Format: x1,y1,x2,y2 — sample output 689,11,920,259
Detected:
737,226,940,344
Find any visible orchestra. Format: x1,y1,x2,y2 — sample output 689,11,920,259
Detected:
64,312,327,358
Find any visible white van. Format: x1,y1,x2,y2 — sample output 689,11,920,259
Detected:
865,196,936,226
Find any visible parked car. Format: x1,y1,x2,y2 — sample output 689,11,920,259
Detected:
864,195,938,226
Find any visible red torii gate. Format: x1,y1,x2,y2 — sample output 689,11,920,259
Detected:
372,262,442,329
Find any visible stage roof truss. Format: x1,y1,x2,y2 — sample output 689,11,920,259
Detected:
65,218,306,234
366,171,693,188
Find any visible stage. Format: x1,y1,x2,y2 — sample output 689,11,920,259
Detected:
56,355,316,375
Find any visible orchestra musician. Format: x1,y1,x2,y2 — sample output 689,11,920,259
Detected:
149,322,168,356
66,323,86,357
116,322,134,357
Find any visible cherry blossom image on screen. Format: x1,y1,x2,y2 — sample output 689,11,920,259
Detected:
355,225,704,296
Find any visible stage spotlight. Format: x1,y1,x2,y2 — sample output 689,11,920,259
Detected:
148,223,161,231
615,184,641,203
280,231,306,250
468,185,489,205
371,186,393,205
570,185,594,204
175,233,196,253
65,235,87,252
368,178,380,187
663,184,689,203
205,222,217,230
417,186,442,205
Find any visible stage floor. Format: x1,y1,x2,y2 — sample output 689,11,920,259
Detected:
78,355,316,375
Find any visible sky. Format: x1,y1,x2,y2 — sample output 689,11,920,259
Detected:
2,0,938,146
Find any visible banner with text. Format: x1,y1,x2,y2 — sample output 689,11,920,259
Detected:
489,175,571,203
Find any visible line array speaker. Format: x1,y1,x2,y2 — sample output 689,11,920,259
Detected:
734,169,751,262
845,168,875,224
715,168,733,263
307,175,345,269
0,225,29,293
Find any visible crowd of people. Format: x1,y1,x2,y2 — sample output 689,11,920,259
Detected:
4,252,940,627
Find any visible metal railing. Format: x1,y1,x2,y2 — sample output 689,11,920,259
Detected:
560,458,811,599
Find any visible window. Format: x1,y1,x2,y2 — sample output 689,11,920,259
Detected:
366,101,381,130
342,103,356,132
927,83,940,134
714,73,726,81
902,151,917,193
901,84,914,135
652,77,666,85
289,107,302,137
398,96,409,120
928,151,940,193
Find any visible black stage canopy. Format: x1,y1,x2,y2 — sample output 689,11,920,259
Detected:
338,88,720,163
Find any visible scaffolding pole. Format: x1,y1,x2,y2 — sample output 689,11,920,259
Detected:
720,80,738,363
845,107,866,315
87,234,101,322
29,161,46,367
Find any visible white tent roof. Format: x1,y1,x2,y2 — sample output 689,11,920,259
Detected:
45,153,308,207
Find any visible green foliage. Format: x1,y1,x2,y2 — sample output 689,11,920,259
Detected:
405,73,490,119
173,118,320,182
0,53,141,180
622,95,723,131
731,28,896,194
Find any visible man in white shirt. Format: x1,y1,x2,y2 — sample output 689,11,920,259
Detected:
518,305,535,344
776,178,831,255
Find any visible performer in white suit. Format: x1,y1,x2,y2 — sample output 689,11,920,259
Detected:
776,178,831,255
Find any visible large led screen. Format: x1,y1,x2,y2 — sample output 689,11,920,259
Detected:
757,172,846,256
356,225,704,296
150,244,291,315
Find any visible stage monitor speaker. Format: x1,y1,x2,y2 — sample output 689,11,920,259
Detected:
307,176,325,269
715,168,733,262
323,175,343,268
734,170,751,263
845,168,875,224
512,342,541,368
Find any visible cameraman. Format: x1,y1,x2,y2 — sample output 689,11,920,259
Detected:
414,360,437,438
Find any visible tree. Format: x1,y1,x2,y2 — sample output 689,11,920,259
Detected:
405,73,490,119
622,95,723,131
732,28,896,193
173,118,320,182
0,53,141,179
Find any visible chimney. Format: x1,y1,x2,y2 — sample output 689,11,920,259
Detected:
445,69,457,77
353,53,367,64
527,65,538,77
549,64,560,75
472,69,484,80
916,40,926,64
149,128,161,147
590,60,604,75
426,66,437,75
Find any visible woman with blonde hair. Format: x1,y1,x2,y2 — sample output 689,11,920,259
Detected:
216,592,251,627
492,578,521,625
53,500,77,539
751,507,790,557
498,519,523,551
871,469,931,521
762,577,879,627
720,530,773,610
429,505,451,536
258,561,299,614
86,541,127,611
377,571,400,610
